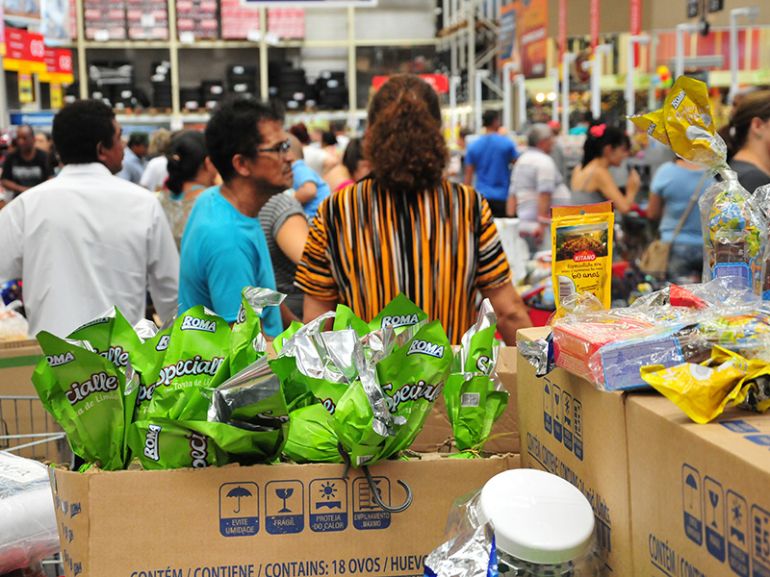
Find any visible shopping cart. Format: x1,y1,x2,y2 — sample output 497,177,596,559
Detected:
0,395,71,577
0,396,70,464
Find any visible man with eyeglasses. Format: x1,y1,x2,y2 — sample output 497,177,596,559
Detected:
179,98,294,336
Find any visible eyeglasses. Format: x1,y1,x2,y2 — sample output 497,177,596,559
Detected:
257,140,291,156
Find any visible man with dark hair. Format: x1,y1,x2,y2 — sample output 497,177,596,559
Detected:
464,110,519,217
1,124,52,199
179,98,292,336
0,100,179,336
117,131,149,184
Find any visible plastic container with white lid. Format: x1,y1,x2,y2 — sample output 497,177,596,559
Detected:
478,469,601,576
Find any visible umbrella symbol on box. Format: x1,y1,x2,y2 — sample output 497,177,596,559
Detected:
227,486,253,514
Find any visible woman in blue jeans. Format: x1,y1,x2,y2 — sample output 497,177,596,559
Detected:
647,158,714,284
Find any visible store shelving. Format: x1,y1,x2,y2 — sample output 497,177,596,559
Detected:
63,0,439,127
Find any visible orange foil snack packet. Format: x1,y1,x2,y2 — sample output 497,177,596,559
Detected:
552,202,614,315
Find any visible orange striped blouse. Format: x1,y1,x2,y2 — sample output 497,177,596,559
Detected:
294,176,512,344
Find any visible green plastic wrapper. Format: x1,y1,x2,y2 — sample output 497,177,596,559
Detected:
67,308,143,371
139,306,230,422
333,304,370,336
283,404,343,463
445,300,509,452
444,374,508,452
368,294,428,334
334,320,453,466
32,332,137,470
206,355,290,464
129,419,226,470
225,287,284,380
273,321,304,355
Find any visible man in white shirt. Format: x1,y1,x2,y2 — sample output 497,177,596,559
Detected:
507,123,572,253
0,100,179,337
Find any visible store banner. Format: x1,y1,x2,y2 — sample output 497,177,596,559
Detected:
498,0,548,78
513,0,548,78
630,0,642,66
243,0,376,6
3,0,42,24
0,4,5,56
18,72,33,104
372,74,449,94
41,0,72,45
558,0,567,63
3,28,47,74
41,47,74,84
590,0,600,50
497,3,518,69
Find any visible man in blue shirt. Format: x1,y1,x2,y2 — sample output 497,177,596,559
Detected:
464,110,519,217
116,132,149,184
179,99,292,336
288,135,330,220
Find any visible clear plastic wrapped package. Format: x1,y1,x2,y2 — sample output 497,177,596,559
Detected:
424,469,603,577
551,282,770,391
631,77,770,296
0,453,60,574
0,301,29,342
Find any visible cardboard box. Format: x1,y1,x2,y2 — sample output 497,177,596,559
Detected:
51,454,518,577
412,347,520,454
627,395,770,577
0,340,69,462
516,327,634,576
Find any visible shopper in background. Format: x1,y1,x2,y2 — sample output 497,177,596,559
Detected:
724,90,770,193
570,124,640,213
340,137,370,188
464,110,519,218
116,132,149,184
0,125,53,199
0,100,179,336
296,74,531,345
161,130,218,248
258,188,309,319
647,158,713,283
321,131,341,164
288,134,331,220
508,124,571,253
179,98,290,336
34,131,52,154
140,128,173,192
289,123,336,176
547,120,568,181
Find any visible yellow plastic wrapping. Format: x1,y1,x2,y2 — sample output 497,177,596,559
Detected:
641,346,770,424
631,76,768,295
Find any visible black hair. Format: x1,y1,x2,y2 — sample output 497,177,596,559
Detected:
581,125,629,166
724,90,770,159
482,110,500,128
321,131,337,147
128,132,149,149
342,137,365,177
289,123,311,145
205,97,282,183
17,124,34,137
166,131,208,195
52,100,116,165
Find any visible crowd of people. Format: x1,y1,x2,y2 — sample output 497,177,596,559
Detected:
0,75,768,343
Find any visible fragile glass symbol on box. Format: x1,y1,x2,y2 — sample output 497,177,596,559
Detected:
276,488,294,513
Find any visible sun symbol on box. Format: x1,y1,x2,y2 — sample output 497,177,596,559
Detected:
317,481,341,510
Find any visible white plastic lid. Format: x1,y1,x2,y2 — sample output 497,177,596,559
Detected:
479,469,595,565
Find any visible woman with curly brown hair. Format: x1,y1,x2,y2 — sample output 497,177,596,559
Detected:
294,74,531,344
